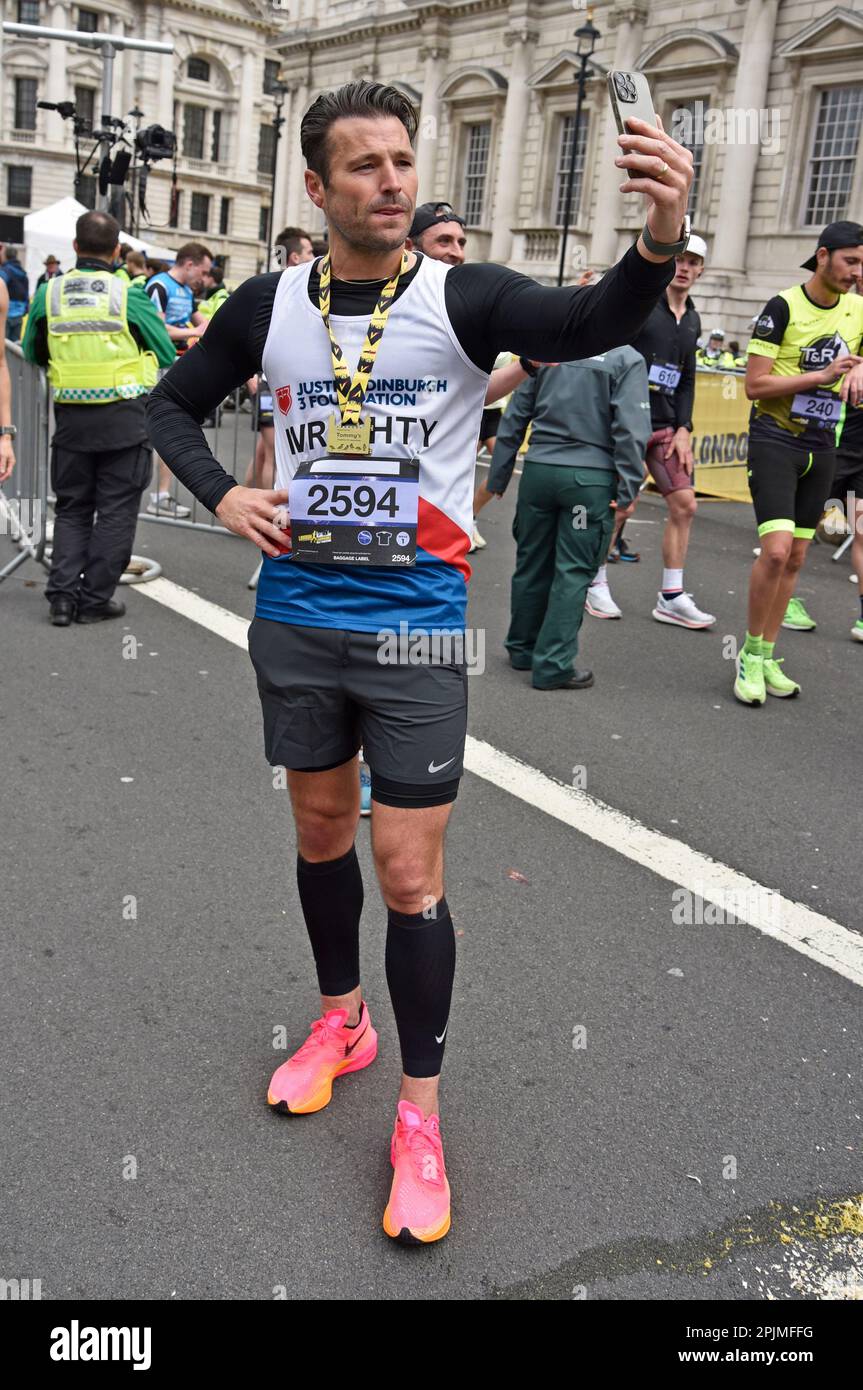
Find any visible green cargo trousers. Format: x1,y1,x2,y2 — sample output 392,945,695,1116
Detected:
505,461,616,688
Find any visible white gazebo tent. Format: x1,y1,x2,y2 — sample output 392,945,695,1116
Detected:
23,196,176,292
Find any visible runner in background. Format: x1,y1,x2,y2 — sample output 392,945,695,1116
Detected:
832,282,863,643
735,221,863,705
601,234,715,628
145,242,213,519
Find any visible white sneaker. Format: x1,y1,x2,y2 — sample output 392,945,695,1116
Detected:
471,524,487,550
147,494,191,519
585,584,622,619
652,591,715,629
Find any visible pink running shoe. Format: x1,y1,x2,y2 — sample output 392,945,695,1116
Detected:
267,1003,377,1115
383,1100,451,1244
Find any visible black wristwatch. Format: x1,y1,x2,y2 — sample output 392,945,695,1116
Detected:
641,214,691,258
519,357,539,377
0,425,17,438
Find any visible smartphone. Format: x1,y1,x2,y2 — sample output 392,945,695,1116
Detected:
607,70,657,136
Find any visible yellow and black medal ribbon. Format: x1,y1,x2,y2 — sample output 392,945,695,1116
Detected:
318,250,409,448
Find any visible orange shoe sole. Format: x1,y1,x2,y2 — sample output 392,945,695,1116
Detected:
267,1032,378,1115
382,1201,451,1245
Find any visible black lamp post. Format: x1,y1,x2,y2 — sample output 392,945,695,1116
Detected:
557,11,600,287
266,80,289,271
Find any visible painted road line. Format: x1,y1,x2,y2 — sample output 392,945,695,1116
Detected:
133,578,863,990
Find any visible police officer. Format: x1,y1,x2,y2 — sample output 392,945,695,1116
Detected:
696,328,735,370
198,265,230,320
22,210,174,626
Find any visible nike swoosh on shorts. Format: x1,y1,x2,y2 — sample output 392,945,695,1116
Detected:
428,757,455,774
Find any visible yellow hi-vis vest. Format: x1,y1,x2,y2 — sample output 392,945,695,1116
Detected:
46,268,158,403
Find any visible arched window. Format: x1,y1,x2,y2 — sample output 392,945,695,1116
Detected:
187,57,210,83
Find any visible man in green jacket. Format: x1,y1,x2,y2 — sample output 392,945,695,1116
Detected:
23,210,175,625
487,346,651,689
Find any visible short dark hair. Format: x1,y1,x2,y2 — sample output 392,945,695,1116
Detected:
300,80,418,185
206,265,224,286
275,226,312,259
76,211,120,258
174,241,213,267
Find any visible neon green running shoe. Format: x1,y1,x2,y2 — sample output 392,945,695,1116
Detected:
763,657,800,698
734,650,766,705
781,597,816,631
851,620,863,643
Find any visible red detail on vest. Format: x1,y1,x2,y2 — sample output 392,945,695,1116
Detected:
275,385,292,414
417,496,472,582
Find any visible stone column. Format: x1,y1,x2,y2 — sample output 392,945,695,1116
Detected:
284,80,309,226
589,2,648,269
157,30,174,130
48,3,67,142
237,48,258,181
414,44,447,201
490,24,537,262
711,0,780,274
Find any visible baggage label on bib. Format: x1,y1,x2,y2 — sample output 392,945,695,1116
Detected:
648,359,681,395
290,456,419,565
790,388,842,428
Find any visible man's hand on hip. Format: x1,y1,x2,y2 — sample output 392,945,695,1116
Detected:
669,426,694,475
215,485,292,557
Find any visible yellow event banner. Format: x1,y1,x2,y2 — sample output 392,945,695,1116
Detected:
690,370,751,503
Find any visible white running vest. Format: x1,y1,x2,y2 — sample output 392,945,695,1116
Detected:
261,255,489,577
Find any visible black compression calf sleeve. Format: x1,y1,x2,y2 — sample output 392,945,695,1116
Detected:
296,847,363,996
385,898,456,1078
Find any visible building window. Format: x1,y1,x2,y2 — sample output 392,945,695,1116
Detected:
219,196,231,235
17,0,40,24
554,112,591,226
669,97,708,213
462,122,490,226
258,124,276,177
74,86,96,133
264,60,281,95
190,192,210,233
211,110,222,163
77,7,99,31
803,86,863,227
14,77,38,131
168,190,182,229
183,104,206,160
187,57,210,83
77,172,97,209
259,205,271,244
7,166,33,208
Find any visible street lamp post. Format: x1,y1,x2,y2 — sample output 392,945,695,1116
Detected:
266,81,289,271
556,12,600,287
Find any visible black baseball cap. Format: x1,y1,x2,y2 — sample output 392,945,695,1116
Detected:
801,220,863,271
409,202,466,240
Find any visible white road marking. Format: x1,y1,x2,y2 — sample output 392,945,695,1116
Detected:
134,578,863,990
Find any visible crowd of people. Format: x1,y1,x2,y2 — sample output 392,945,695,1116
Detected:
1,76,862,1248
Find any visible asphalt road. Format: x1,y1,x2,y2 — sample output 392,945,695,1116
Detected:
1,480,861,1301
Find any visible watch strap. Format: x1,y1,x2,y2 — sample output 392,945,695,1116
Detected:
641,215,691,257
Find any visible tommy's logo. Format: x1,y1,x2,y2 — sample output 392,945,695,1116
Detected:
276,385,293,414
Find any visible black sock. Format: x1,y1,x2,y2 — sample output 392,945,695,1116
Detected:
385,898,456,1079
296,847,363,997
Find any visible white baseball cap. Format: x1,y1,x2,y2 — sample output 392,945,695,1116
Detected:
685,233,708,260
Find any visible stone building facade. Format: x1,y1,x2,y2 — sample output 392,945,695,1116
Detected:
2,0,863,332
0,0,284,282
273,0,863,336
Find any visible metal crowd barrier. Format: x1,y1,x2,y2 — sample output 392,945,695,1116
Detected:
140,384,265,586
0,341,50,583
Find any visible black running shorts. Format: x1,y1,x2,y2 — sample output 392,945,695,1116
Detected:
747,437,835,539
248,618,468,808
832,448,863,506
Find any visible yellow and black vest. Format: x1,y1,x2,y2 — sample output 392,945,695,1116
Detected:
747,284,863,437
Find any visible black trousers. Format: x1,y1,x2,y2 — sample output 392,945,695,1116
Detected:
46,442,151,610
